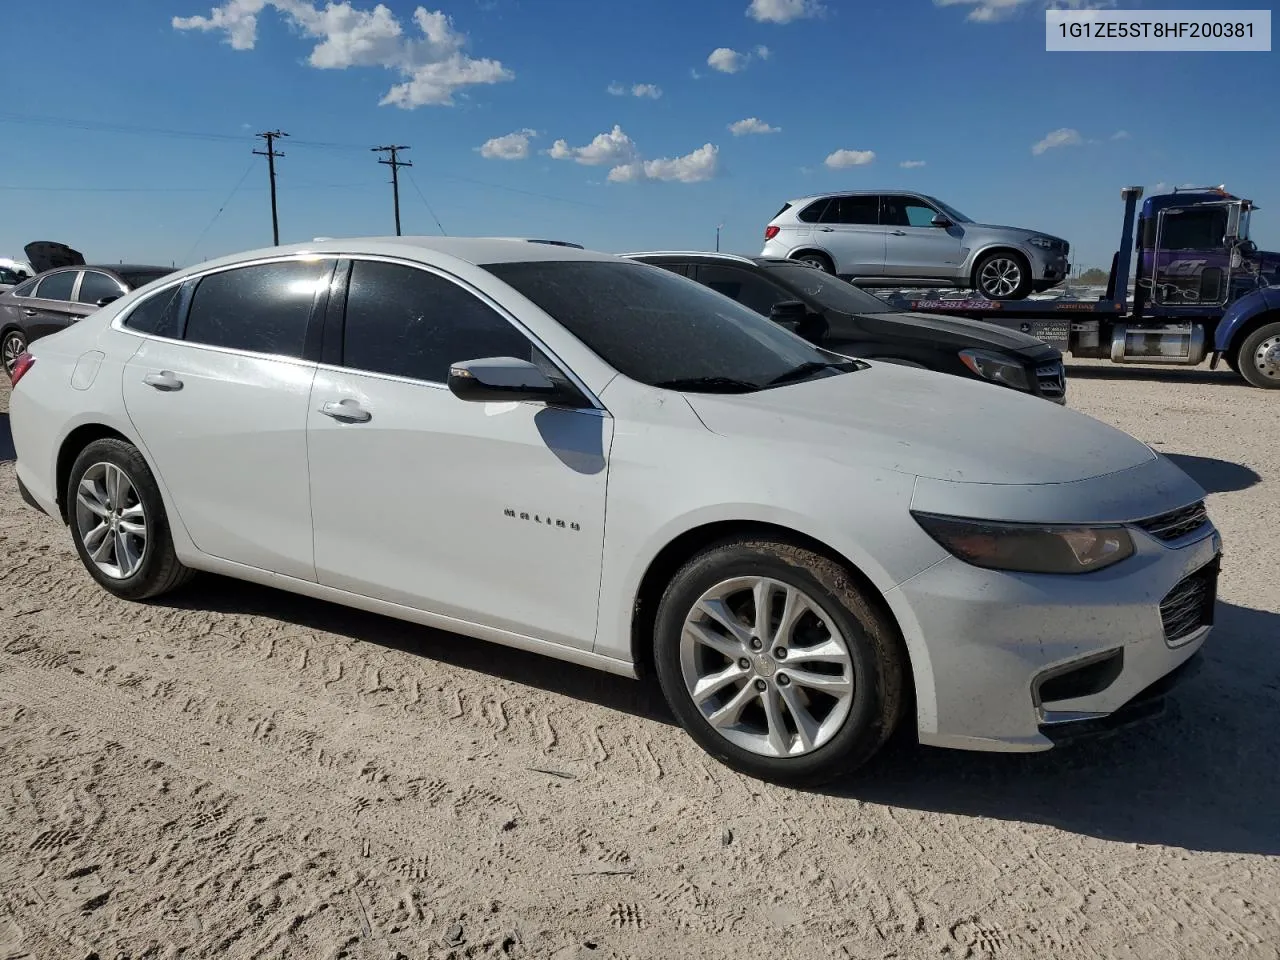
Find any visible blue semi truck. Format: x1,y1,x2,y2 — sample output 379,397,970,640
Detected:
885,185,1280,389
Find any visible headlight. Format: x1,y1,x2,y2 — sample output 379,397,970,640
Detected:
1028,236,1058,250
911,512,1135,575
958,349,1030,391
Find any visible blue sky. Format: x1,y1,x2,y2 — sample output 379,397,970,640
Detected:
1,0,1276,270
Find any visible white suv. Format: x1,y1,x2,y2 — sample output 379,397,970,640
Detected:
761,191,1070,300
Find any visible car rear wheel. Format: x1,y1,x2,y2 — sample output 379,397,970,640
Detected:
652,536,905,786
793,252,835,274
2,328,27,377
66,438,195,600
1234,321,1280,389
974,251,1032,300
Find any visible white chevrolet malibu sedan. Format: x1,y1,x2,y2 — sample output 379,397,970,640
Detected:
8,238,1222,785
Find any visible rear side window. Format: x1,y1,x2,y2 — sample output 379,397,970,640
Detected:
340,260,535,383
184,260,330,358
34,271,77,301
797,199,830,223
821,196,879,225
76,271,125,304
123,282,190,339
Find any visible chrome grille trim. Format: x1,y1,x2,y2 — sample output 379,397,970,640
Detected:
1137,501,1210,542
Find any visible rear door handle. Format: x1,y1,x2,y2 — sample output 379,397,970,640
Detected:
143,370,183,391
22,309,37,316
817,227,834,232
320,399,372,423
890,230,908,236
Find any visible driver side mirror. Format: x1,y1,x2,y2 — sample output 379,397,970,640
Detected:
931,213,953,228
770,300,808,324
448,357,580,406
95,295,121,308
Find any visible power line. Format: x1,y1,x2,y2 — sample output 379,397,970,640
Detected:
253,130,289,245
406,171,447,236
372,145,412,236
181,160,257,267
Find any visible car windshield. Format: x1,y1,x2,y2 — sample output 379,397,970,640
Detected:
484,259,859,392
118,269,173,290
924,196,973,224
0,267,23,285
764,263,896,315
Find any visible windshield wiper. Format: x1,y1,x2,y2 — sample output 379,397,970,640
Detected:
654,376,761,393
766,360,855,386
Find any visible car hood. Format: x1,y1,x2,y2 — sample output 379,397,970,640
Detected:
24,241,85,273
842,310,1060,358
685,362,1154,486
967,223,1057,240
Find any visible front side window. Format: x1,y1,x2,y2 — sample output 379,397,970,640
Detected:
76,271,125,304
882,195,940,228
341,260,535,383
1159,207,1230,251
765,264,895,315
184,259,330,358
34,271,78,302
484,259,854,391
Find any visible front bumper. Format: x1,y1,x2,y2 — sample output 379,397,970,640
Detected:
887,520,1220,753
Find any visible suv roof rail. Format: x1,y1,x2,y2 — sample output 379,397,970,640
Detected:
621,250,757,265
492,237,585,249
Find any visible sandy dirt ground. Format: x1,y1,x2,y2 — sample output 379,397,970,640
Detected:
0,362,1277,960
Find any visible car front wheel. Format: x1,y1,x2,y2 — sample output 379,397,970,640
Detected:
974,252,1032,300
653,537,906,786
66,438,195,601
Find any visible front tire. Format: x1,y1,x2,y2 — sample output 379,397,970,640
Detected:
1234,321,1280,389
2,327,27,377
973,251,1032,300
652,537,906,786
66,438,194,600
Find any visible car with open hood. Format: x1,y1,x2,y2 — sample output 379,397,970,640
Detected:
0,241,173,375
7,237,1219,785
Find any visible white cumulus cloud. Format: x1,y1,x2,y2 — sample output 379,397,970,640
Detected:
1031,127,1083,155
900,160,927,168
1111,129,1131,140
729,117,780,135
934,0,1115,23
707,47,748,73
172,1,512,108
477,128,536,160
825,149,876,168
747,0,825,23
608,81,662,98
608,144,720,184
547,125,639,166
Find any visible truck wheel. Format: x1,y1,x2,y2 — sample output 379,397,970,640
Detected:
1235,321,1280,388
974,252,1032,300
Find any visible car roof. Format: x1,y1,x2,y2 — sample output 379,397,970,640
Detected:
179,237,620,276
782,189,931,205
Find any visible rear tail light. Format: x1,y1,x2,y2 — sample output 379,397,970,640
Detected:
9,352,34,387
764,225,780,241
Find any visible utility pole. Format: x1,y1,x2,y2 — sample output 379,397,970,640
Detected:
253,130,289,245
372,145,412,236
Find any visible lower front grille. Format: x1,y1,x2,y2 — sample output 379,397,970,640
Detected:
1036,361,1065,401
1160,560,1219,646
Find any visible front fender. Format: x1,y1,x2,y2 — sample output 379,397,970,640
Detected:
1215,286,1280,352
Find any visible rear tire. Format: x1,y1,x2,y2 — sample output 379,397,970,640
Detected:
652,536,905,787
1234,321,1280,389
2,327,27,377
793,252,835,274
973,251,1032,300
66,438,195,601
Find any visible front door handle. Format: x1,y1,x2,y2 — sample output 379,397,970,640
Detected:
22,309,37,316
890,230,908,236
143,370,183,391
320,399,372,423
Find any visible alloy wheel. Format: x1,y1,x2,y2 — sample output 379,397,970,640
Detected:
74,462,148,580
2,332,25,376
978,258,1023,298
679,576,856,758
